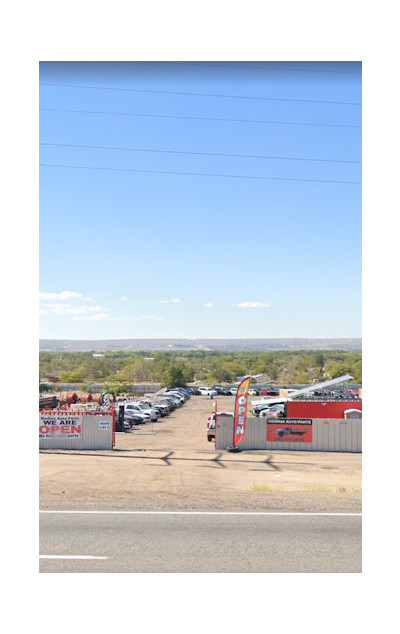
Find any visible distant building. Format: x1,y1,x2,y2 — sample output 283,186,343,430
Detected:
43,374,60,383
254,374,274,384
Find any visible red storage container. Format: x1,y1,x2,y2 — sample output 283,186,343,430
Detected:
286,400,362,419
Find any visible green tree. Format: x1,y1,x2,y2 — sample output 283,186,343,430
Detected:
59,369,84,382
324,361,351,379
160,362,191,387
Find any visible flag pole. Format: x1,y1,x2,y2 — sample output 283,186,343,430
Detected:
227,375,251,453
214,398,218,448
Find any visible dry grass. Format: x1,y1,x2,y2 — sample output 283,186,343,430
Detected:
250,483,274,492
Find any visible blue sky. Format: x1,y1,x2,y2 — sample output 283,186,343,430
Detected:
39,61,361,340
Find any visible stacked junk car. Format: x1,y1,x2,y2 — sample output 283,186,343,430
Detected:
39,386,190,450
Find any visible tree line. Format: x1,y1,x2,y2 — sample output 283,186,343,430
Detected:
39,349,362,390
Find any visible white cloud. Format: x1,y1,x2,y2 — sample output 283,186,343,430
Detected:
204,302,214,308
72,312,111,322
234,302,270,308
159,298,181,304
39,290,83,300
139,314,166,322
39,291,117,324
120,296,128,301
39,303,104,316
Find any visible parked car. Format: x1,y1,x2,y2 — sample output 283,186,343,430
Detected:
123,411,147,425
347,388,359,398
142,399,171,416
162,396,178,409
178,388,192,397
249,388,260,396
211,385,226,394
253,400,287,416
229,387,238,395
166,394,184,407
207,419,216,442
124,403,153,421
173,387,191,397
198,387,217,396
165,391,185,404
206,411,234,442
218,386,233,395
259,404,285,418
165,388,190,400
186,387,200,395
138,401,163,417
132,402,161,421
207,411,234,426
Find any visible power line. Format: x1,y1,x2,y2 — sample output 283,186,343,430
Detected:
39,82,362,106
159,61,361,75
39,163,361,184
40,107,361,129
40,142,361,165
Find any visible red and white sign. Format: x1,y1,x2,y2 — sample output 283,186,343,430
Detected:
267,418,312,442
233,376,251,445
39,415,82,438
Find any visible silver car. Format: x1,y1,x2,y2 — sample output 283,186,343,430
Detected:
124,403,153,421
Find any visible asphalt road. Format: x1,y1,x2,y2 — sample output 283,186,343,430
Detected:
39,510,361,573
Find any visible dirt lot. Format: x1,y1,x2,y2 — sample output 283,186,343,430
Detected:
39,395,362,512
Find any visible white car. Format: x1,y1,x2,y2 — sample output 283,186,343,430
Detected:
207,411,233,441
164,391,185,404
259,404,285,418
198,387,217,396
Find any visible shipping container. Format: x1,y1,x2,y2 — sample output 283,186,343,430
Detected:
286,400,362,419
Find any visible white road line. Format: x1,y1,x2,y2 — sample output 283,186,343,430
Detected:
40,510,361,517
39,555,108,560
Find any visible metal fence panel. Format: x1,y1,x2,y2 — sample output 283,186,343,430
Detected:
216,415,361,452
39,412,114,450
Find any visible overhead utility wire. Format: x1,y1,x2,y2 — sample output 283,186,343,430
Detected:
40,142,361,165
39,82,361,106
160,61,361,75
39,163,361,185
40,107,361,129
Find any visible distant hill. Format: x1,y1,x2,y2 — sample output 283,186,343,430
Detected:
39,338,362,352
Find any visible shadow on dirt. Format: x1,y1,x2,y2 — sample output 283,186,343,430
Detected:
39,449,287,471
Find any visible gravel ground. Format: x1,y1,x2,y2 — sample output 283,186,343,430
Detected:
39,394,362,513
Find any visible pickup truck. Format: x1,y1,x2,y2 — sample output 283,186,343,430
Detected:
207,419,216,442
125,402,157,422
207,411,233,441
274,426,306,437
